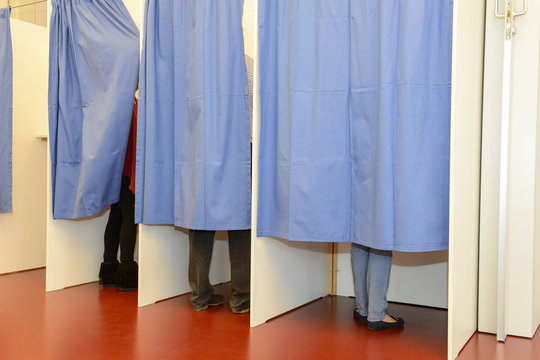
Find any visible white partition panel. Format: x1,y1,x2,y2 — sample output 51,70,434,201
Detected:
536,68,540,335
536,30,540,331
336,245,448,309
46,208,109,291
447,0,485,359
138,226,230,307
138,226,188,306
250,238,329,327
0,19,48,274
45,0,142,291
249,0,328,327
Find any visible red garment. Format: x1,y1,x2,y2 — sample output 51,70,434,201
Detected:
122,98,138,194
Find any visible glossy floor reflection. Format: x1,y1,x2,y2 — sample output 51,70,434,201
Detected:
1,269,536,359
457,330,540,360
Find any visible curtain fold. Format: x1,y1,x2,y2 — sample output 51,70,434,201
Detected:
258,0,453,252
135,0,251,230
48,0,140,219
258,0,352,243
0,8,13,214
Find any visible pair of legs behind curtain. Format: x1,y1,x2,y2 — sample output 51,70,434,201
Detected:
189,229,250,313
99,176,138,290
351,243,403,329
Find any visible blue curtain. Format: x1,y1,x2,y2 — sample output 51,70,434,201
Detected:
0,8,12,214
258,0,453,252
48,0,140,219
135,0,251,230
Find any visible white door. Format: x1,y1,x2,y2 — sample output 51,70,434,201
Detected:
479,0,540,340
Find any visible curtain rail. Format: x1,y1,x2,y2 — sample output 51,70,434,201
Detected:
8,0,47,10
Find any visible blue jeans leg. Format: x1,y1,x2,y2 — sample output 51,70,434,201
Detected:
351,243,369,317
351,243,393,322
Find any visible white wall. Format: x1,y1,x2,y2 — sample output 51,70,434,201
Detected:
123,0,140,25
0,19,47,274
242,0,256,59
0,0,47,28
505,1,540,337
336,245,448,309
479,0,540,338
388,252,448,308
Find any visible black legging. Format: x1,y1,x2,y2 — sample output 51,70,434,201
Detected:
103,176,136,263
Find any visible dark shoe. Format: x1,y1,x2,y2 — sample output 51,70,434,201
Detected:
208,294,224,307
353,308,367,323
115,262,138,291
232,301,250,314
99,261,118,287
367,315,405,331
194,294,225,311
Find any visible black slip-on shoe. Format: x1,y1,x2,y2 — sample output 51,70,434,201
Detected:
367,315,405,331
353,308,367,323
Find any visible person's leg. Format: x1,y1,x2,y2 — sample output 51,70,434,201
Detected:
103,204,121,261
116,176,138,290
351,243,370,318
228,229,251,313
99,202,121,285
366,247,393,322
189,229,221,310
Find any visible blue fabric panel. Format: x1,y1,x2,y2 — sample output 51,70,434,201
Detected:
257,0,351,242
48,0,139,219
258,0,453,251
0,8,12,213
350,0,453,251
136,0,251,230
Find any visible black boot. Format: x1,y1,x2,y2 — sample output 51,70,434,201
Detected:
115,261,138,291
99,260,119,287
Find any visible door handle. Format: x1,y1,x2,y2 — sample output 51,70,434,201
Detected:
495,0,528,39
495,0,527,18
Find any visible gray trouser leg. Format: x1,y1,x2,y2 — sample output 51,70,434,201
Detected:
188,230,215,309
228,229,251,309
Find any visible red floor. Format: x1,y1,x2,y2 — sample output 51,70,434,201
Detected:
457,329,540,360
0,269,536,359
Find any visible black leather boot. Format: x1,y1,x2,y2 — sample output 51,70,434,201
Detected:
115,261,138,291
99,260,119,287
